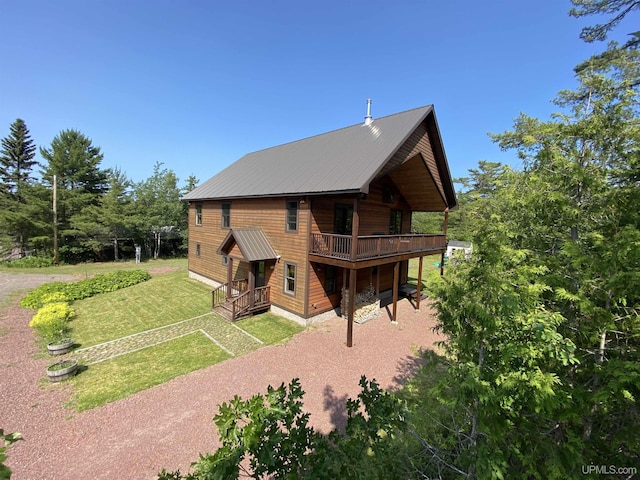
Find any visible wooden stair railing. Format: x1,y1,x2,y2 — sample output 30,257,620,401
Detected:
211,279,249,308
229,286,271,321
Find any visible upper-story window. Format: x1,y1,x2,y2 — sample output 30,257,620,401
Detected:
221,202,231,229
195,204,203,226
390,209,403,235
286,200,299,232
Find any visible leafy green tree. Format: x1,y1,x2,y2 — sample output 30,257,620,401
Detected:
158,377,411,480
490,46,640,469
133,162,184,259
39,129,109,262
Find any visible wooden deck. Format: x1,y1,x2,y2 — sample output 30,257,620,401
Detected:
309,233,446,263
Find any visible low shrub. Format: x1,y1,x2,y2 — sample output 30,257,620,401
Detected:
29,301,74,342
21,270,151,309
2,256,55,268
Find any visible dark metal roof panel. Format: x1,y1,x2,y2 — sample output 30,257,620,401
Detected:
183,105,433,201
218,228,278,262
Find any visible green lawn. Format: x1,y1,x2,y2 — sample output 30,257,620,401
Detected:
24,261,306,410
72,269,212,347
237,312,304,345
407,255,443,292
0,257,187,276
71,332,231,411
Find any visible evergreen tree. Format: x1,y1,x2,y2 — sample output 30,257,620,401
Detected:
0,118,38,198
39,129,109,262
0,119,45,255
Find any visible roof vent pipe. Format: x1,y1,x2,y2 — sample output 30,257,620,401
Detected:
364,99,373,125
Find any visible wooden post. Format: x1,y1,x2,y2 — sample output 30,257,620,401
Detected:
350,196,360,260
441,208,449,276
416,256,423,310
52,175,58,265
248,262,255,310
392,261,399,322
347,268,357,347
226,257,233,299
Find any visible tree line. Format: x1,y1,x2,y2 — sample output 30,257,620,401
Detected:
0,124,197,263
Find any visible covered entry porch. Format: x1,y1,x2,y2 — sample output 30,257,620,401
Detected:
212,228,278,321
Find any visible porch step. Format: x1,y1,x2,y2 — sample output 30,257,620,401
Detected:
213,302,253,322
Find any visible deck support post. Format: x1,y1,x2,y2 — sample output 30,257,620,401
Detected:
392,261,399,322
226,257,234,300
440,208,449,276
416,256,423,310
347,268,357,347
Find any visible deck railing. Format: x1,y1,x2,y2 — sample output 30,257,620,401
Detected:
310,233,446,261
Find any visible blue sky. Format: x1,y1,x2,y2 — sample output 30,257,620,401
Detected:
1,1,637,189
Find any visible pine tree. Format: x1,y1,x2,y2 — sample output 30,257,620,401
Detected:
39,129,109,262
0,118,38,198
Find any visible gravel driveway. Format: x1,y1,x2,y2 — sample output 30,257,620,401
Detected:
0,272,443,480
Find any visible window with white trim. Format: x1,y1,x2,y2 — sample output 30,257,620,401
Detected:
284,262,296,295
195,203,203,226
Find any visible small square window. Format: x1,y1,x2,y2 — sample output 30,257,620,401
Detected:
222,255,228,266
195,204,203,226
284,263,296,295
196,243,201,257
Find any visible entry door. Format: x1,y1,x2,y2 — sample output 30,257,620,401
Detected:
334,204,353,235
254,261,266,288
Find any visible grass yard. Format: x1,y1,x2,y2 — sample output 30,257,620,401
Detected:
237,312,304,345
19,260,307,410
71,269,212,347
71,331,232,411
0,257,187,276
407,255,443,292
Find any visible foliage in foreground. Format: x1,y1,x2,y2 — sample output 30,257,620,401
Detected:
0,429,21,480
20,269,151,309
28,301,75,342
159,377,410,480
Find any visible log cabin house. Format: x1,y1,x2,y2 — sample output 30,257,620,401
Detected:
182,104,457,346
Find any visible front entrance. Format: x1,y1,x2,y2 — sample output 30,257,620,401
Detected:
254,261,266,288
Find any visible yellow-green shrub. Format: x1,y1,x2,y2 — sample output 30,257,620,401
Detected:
29,302,74,342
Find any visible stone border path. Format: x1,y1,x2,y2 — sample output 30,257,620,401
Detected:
74,312,264,364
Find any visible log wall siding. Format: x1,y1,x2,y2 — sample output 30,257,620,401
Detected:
188,198,310,315
307,263,408,314
310,178,412,235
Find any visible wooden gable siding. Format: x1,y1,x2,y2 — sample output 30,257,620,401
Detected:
375,120,446,205
188,198,310,316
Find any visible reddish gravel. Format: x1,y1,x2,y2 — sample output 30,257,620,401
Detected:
1,283,443,480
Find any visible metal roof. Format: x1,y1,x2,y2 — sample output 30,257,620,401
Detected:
217,228,278,262
183,105,436,201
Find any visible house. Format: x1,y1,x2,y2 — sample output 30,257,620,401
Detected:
182,103,457,346
446,240,473,260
